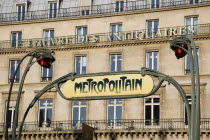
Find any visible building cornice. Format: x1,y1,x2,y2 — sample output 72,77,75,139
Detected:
0,34,210,55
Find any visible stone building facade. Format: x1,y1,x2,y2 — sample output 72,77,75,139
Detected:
0,0,210,139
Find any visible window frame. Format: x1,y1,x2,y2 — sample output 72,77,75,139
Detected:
151,0,161,8
75,55,87,75
76,26,88,43
185,16,198,35
38,99,53,127
115,1,124,12
41,64,53,82
147,20,159,38
9,59,21,83
110,53,122,72
43,29,55,46
110,23,122,41
11,31,22,48
107,99,123,127
49,2,57,18
72,101,87,127
16,4,26,21
146,51,159,71
144,95,160,126
184,95,192,125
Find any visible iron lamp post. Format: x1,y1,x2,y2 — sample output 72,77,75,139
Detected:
5,49,55,140
170,36,200,140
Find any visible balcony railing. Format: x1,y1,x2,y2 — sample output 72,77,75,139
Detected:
0,0,210,23
0,24,210,50
1,118,210,133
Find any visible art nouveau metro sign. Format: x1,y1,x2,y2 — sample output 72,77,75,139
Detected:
61,72,154,100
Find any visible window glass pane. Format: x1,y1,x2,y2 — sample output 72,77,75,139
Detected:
153,98,160,103
145,105,151,125
147,52,152,69
108,99,114,104
49,65,53,79
77,28,82,35
112,25,116,33
110,55,115,72
153,105,160,125
73,102,79,106
151,0,155,8
186,18,191,26
47,100,53,106
154,21,159,33
18,32,22,40
83,27,87,36
81,101,87,105
22,5,25,20
145,98,151,103
118,24,122,32
116,2,119,12
108,106,114,120
76,56,81,74
120,1,124,11
116,106,122,120
50,30,54,38
116,99,122,104
10,61,15,79
7,110,12,128
82,56,86,74
43,67,47,78
80,107,86,121
73,107,79,126
39,109,45,124
46,108,52,122
117,54,122,71
40,100,45,107
73,107,79,120
154,52,158,70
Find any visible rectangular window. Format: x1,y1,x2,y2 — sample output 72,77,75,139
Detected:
77,27,87,43
49,3,57,18
186,17,198,35
6,101,16,128
81,10,89,16
75,56,87,74
151,0,160,8
44,29,54,46
185,48,199,74
10,60,20,83
111,24,122,41
188,0,199,4
11,32,22,48
72,101,86,127
39,100,53,127
17,5,25,21
147,20,159,38
116,1,124,12
42,64,53,81
107,99,122,126
146,51,159,71
144,97,160,125
110,54,122,72
185,96,191,125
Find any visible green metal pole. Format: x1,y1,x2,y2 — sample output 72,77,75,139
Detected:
188,36,200,140
11,56,34,140
187,43,196,140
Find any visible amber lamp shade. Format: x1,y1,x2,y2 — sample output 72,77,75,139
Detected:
171,43,188,59
37,57,55,68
